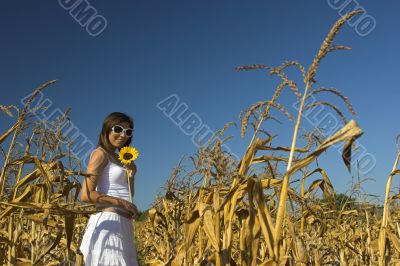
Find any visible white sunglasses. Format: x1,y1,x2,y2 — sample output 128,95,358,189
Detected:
111,125,133,137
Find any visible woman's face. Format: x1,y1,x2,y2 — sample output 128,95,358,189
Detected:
108,121,132,150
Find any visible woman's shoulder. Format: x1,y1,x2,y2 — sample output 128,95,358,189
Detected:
86,147,110,175
90,147,109,163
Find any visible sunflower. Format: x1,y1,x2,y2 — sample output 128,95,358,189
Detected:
118,146,139,165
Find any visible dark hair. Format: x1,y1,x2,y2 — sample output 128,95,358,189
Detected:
98,112,134,153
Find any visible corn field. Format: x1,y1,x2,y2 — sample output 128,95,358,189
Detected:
0,79,101,265
1,9,400,265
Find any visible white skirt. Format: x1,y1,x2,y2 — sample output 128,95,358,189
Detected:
79,212,139,266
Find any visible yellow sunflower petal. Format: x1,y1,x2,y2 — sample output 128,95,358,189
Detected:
118,146,139,165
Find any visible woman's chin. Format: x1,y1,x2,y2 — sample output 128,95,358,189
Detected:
113,141,125,147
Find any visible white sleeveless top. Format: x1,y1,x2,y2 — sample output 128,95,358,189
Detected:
89,148,131,210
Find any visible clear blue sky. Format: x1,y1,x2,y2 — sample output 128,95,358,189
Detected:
1,1,399,209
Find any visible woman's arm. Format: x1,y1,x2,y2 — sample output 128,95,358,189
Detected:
126,162,137,198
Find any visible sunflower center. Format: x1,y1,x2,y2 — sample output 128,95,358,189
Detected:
123,153,133,160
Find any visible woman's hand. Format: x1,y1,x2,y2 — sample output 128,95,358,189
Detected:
119,199,139,219
125,162,137,178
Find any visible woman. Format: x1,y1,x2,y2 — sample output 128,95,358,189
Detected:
79,112,139,265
